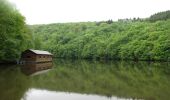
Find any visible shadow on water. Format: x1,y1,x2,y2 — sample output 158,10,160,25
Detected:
0,60,170,100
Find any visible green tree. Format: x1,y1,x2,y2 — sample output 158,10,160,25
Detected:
0,0,33,63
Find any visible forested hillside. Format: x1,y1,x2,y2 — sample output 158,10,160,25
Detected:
1,0,170,63
31,18,170,61
0,0,33,63
149,10,170,22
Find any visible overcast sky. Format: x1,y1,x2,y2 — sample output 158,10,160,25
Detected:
9,0,170,25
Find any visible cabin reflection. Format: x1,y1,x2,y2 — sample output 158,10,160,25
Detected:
21,62,53,75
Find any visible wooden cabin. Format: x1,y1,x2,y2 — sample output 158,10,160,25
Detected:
21,49,53,63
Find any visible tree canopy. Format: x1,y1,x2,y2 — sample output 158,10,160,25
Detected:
0,2,169,63
31,18,170,61
149,10,170,22
0,0,33,63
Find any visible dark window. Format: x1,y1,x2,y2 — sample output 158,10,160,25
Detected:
27,56,31,58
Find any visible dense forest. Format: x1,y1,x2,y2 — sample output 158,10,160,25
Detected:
149,10,170,22
31,13,170,61
0,0,33,63
0,0,170,63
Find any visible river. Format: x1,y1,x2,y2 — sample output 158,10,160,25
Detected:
0,59,170,100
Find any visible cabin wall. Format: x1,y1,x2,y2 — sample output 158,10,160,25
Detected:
21,52,36,62
35,55,52,63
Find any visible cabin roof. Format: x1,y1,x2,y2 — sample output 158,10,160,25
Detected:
29,49,53,55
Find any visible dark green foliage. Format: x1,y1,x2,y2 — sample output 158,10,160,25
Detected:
149,10,170,22
0,0,33,63
31,19,170,61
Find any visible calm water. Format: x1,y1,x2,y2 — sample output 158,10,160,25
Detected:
0,60,170,100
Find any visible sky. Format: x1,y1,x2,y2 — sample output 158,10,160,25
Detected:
9,0,170,25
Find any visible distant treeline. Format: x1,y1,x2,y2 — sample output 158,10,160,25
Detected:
31,11,170,61
0,0,170,63
149,10,170,22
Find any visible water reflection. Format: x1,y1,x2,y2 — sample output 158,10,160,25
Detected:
0,60,170,100
30,60,170,100
0,65,30,100
22,88,131,100
21,62,53,75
